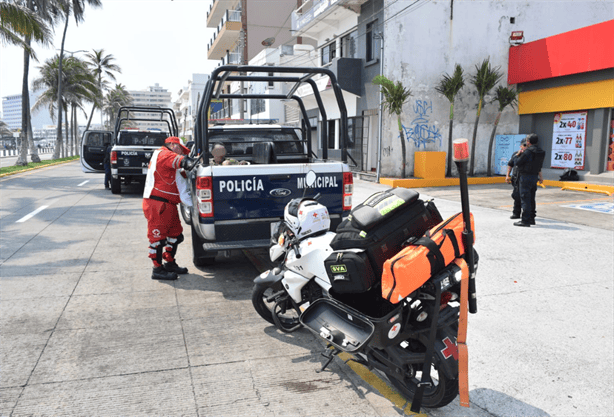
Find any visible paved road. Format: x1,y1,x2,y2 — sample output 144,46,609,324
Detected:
1,161,612,416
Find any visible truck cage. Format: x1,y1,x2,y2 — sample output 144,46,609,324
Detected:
113,106,179,142
194,65,353,166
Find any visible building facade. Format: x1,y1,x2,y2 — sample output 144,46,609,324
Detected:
510,20,614,182
173,74,210,140
379,0,612,178
128,84,172,131
1,90,54,131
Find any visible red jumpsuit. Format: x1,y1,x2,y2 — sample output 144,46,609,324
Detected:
142,146,185,267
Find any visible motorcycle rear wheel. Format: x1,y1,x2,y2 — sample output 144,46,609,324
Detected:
386,362,458,409
252,284,301,331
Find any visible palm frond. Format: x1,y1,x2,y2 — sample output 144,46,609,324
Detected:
435,63,464,102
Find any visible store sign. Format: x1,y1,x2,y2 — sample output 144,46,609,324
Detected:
551,111,587,170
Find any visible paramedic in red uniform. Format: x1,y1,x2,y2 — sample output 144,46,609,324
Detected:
143,136,196,280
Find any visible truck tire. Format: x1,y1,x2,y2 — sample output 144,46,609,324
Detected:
180,203,192,225
110,176,121,194
191,224,216,266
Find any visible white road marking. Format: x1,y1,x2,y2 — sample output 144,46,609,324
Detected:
16,200,57,223
77,180,89,186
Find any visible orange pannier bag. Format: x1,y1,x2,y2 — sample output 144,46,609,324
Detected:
381,212,475,303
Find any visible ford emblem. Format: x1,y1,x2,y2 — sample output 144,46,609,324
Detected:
270,188,291,197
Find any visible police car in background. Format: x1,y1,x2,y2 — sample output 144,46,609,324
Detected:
81,106,178,194
185,65,355,266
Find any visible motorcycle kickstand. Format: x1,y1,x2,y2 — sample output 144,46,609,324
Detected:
317,344,340,373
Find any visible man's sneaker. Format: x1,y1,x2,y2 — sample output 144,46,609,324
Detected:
529,219,536,225
152,266,178,280
513,221,530,227
510,214,521,219
164,261,188,274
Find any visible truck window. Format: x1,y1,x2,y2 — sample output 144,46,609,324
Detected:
208,130,303,156
117,131,168,146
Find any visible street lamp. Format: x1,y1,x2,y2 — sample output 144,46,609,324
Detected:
57,49,87,57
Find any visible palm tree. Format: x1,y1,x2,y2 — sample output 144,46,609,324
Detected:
2,0,56,166
373,75,412,178
486,86,519,176
84,49,121,131
0,1,51,55
435,64,465,177
103,84,133,130
469,58,503,176
54,0,102,159
33,55,98,157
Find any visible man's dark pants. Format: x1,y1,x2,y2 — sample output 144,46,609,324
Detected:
511,178,521,217
104,163,111,188
519,174,538,223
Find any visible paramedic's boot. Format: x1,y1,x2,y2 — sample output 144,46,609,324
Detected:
152,266,178,280
164,261,188,275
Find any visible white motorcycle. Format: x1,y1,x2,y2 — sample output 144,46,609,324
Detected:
251,171,479,410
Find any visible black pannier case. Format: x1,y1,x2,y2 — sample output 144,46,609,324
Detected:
331,188,442,276
324,250,377,294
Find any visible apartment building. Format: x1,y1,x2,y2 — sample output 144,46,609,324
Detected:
128,84,172,131
2,90,54,131
173,74,210,140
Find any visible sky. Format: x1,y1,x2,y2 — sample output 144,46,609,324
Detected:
1,0,218,120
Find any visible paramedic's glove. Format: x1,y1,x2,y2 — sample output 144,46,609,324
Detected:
181,156,197,171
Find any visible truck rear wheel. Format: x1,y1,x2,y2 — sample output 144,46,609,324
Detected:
180,203,192,225
110,176,121,194
191,225,216,266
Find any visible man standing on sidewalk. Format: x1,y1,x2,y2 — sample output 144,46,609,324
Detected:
513,133,545,227
506,138,526,219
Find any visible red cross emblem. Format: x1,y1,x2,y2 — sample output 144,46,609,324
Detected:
312,212,318,218
298,210,303,216
441,337,458,360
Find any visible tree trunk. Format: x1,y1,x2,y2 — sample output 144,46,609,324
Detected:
85,103,96,131
64,109,69,158
398,115,407,178
54,12,70,159
486,111,502,177
28,115,40,162
446,102,454,177
469,99,483,176
75,106,80,156
16,36,32,166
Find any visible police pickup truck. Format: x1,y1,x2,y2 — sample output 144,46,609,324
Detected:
185,65,355,266
80,106,178,194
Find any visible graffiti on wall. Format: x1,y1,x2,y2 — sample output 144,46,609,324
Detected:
399,100,442,149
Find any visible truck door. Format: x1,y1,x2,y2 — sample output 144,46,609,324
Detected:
81,130,113,173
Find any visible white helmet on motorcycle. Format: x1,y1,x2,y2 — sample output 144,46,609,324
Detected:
284,199,330,240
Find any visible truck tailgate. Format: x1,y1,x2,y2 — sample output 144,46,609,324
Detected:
211,164,345,221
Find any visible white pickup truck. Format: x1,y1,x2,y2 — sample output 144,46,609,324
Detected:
185,65,355,266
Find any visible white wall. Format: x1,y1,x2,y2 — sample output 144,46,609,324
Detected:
380,0,613,177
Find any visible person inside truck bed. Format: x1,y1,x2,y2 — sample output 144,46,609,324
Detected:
143,136,196,280
210,143,248,165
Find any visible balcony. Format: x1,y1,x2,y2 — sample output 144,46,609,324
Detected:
221,51,242,66
291,0,369,39
206,0,240,28
207,10,242,61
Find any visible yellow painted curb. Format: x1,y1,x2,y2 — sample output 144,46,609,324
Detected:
380,177,614,196
380,176,506,188
337,351,427,416
0,159,78,178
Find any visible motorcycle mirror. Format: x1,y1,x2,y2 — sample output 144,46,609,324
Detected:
305,170,317,188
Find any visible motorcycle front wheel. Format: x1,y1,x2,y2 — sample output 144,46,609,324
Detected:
251,284,301,331
386,361,458,409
